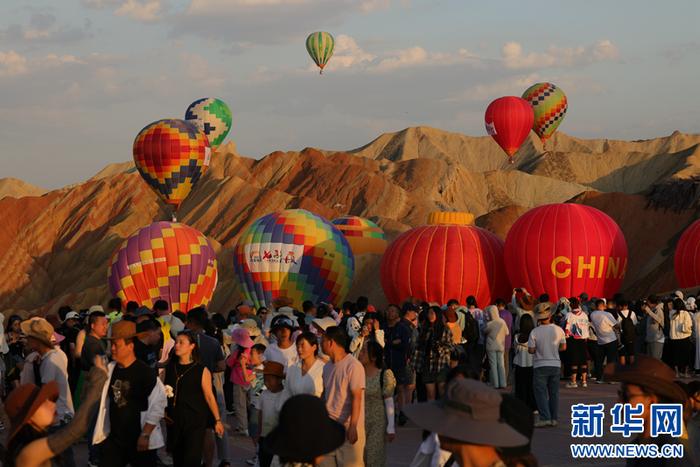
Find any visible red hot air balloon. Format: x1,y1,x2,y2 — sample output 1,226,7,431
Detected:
504,204,628,299
484,96,534,163
674,219,700,288
380,212,510,307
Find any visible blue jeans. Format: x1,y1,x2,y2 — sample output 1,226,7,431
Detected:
486,350,506,388
533,366,560,422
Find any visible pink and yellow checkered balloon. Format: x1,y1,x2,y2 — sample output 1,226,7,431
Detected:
108,222,218,313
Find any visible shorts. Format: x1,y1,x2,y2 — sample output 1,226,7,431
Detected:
567,338,587,366
420,371,439,384
620,342,636,357
392,364,416,386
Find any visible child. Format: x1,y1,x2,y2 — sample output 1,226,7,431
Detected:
226,327,255,436
246,343,266,466
258,361,289,467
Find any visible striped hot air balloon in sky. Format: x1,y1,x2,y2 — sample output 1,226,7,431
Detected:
522,82,568,142
133,119,211,210
332,216,387,255
185,97,232,147
108,222,218,313
306,31,335,74
233,209,354,309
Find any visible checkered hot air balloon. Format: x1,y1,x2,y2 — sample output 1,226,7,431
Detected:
233,209,355,309
108,222,218,313
133,119,211,210
331,216,387,255
522,82,568,142
185,98,232,147
306,31,334,74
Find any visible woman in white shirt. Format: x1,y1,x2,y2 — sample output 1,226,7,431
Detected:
669,298,693,378
285,331,325,397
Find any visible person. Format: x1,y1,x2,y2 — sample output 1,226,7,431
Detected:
106,298,123,323
57,310,81,393
350,313,385,358
226,327,255,436
604,355,696,467
617,299,638,365
258,361,289,467
346,296,370,340
238,318,268,347
528,302,566,427
164,331,224,467
246,343,266,466
511,289,535,334
236,300,261,328
264,315,299,370
384,304,415,426
413,306,453,401
4,358,108,467
5,315,26,392
320,326,366,467
484,304,509,389
404,378,529,467
20,317,76,467
465,296,486,376
286,331,325,397
694,310,700,375
444,307,462,346
92,320,167,467
358,340,396,467
667,298,693,378
495,298,513,380
303,300,318,326
153,299,185,342
564,297,590,388
265,394,346,467
590,299,620,383
513,314,536,412
134,318,161,369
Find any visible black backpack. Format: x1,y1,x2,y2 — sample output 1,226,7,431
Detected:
462,311,479,345
620,311,636,344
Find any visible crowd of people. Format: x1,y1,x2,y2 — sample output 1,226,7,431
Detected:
0,288,699,466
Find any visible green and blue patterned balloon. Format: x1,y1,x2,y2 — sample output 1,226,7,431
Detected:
185,98,232,147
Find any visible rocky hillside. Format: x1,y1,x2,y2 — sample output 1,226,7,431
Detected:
1,128,699,316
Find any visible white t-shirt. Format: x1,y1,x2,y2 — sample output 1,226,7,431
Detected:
264,343,299,371
565,311,591,340
527,324,566,369
260,388,289,436
590,310,618,345
285,359,325,397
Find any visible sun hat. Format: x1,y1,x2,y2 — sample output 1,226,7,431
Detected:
21,317,55,348
262,361,285,378
603,355,687,403
6,381,59,440
534,302,552,321
63,311,80,323
239,319,261,337
265,394,345,462
404,378,528,448
232,327,254,348
89,305,104,314
52,332,65,345
106,320,142,341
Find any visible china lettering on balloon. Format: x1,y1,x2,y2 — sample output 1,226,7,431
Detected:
550,256,628,280
244,243,304,273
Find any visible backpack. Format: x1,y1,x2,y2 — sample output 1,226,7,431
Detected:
462,311,479,345
620,311,636,344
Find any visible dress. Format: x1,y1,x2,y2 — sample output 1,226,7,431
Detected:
364,369,396,467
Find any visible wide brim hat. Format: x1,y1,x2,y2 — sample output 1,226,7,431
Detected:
265,394,345,461
232,327,255,348
312,317,337,333
21,317,54,348
404,379,527,448
604,355,687,403
262,361,285,378
106,320,144,340
534,302,552,321
6,381,59,440
239,319,261,337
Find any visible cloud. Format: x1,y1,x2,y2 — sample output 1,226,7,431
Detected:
82,0,164,22
0,13,92,46
325,35,376,70
502,39,620,69
181,52,227,89
443,73,541,102
0,51,29,76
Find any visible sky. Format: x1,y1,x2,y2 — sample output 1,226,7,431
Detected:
0,0,698,189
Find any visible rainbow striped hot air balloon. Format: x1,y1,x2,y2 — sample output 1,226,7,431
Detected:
185,98,232,147
233,209,354,309
306,31,335,74
522,82,568,142
108,222,218,313
332,216,387,255
133,119,211,211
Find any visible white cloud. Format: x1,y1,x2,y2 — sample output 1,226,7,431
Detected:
0,13,92,45
443,73,541,102
502,39,620,69
83,0,164,22
0,51,28,76
181,52,226,89
325,35,376,70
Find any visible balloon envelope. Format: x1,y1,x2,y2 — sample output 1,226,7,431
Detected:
522,82,567,141
185,98,232,147
484,96,534,161
674,219,700,288
331,216,387,255
306,31,335,72
504,204,628,299
233,209,354,309
108,222,218,313
133,119,211,209
380,214,510,307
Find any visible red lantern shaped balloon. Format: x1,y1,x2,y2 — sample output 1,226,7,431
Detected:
504,204,628,299
485,96,534,163
674,219,700,288
380,212,510,307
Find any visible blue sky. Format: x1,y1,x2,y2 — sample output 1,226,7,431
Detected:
0,0,698,188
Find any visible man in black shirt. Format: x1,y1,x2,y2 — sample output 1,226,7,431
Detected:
134,318,162,369
81,310,108,466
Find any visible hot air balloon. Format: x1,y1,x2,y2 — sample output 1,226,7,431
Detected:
108,222,218,313
522,82,567,147
674,219,700,288
484,96,534,163
306,31,334,74
233,209,354,309
331,216,387,256
185,98,232,147
133,119,211,217
380,212,510,307
504,204,627,299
